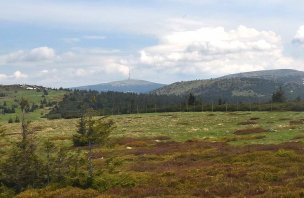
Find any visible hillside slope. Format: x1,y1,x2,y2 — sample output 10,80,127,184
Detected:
0,85,68,122
73,79,165,93
152,69,304,102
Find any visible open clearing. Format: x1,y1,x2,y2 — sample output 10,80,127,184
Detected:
4,111,304,197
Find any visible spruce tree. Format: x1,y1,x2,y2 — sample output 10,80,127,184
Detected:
73,110,115,182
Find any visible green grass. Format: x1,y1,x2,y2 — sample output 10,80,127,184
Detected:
2,111,304,146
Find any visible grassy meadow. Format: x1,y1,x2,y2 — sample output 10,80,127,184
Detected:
2,111,304,197
0,86,67,122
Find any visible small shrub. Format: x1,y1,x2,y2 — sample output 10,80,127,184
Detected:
250,117,260,120
15,116,20,123
0,185,15,198
92,174,136,192
8,118,13,123
15,187,99,198
276,149,299,161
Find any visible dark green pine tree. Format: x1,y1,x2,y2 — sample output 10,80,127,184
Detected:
0,99,45,191
272,86,286,103
188,93,196,106
73,116,88,146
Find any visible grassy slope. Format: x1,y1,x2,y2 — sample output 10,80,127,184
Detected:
4,111,303,145
0,86,67,122
4,111,304,197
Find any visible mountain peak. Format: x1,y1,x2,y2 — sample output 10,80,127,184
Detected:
73,79,165,93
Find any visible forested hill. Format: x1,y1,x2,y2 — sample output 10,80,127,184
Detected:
152,69,304,102
219,69,304,82
47,90,185,119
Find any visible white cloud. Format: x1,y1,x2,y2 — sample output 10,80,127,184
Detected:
294,26,304,45
0,74,8,80
0,25,302,87
140,25,296,77
41,70,49,74
0,71,28,84
13,71,28,79
0,46,132,87
6,47,56,63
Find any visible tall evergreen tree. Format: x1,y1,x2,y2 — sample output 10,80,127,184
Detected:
0,99,44,191
73,110,115,182
272,86,286,103
188,93,196,106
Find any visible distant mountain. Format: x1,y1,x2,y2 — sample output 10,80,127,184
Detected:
73,79,165,93
152,69,304,102
220,69,304,83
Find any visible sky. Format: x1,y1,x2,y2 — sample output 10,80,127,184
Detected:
0,0,304,88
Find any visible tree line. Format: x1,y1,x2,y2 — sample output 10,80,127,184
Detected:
46,87,304,119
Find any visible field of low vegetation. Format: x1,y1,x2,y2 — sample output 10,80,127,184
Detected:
2,111,304,197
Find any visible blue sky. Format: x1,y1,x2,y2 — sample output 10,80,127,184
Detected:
0,0,304,87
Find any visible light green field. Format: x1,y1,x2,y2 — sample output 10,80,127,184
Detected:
2,111,303,146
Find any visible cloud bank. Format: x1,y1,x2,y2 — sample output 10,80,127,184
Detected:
140,26,295,77
294,26,304,46
6,47,56,63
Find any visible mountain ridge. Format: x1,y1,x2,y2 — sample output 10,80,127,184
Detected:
73,79,166,93
152,69,304,102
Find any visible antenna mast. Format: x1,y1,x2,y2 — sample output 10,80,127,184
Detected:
128,66,131,80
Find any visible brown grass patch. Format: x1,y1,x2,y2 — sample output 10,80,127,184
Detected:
125,141,148,147
290,120,304,125
234,128,268,135
238,120,258,125
130,140,225,156
153,136,171,141
292,135,304,140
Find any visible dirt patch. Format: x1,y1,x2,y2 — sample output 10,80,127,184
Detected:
111,137,156,147
290,120,304,125
238,120,258,125
292,135,304,140
250,117,260,121
234,128,268,135
207,114,216,116
130,140,224,156
125,141,148,147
